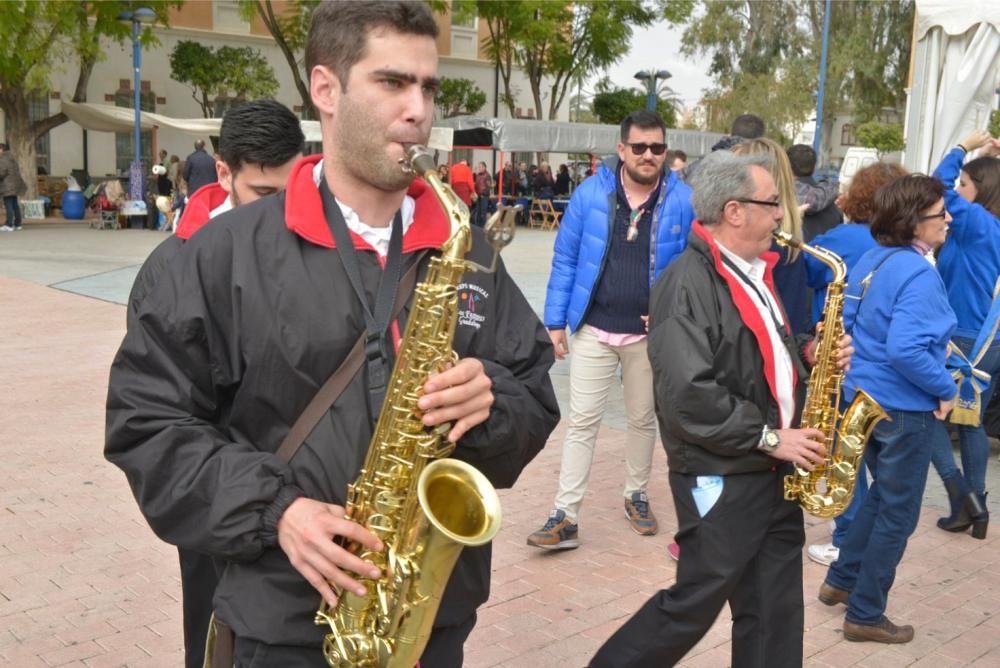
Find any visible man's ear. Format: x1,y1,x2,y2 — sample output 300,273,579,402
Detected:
216,160,233,195
310,65,341,116
722,200,744,227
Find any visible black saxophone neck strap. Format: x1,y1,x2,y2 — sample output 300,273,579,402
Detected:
318,177,404,420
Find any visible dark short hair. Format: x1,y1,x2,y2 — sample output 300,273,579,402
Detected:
667,149,687,163
730,114,765,139
841,162,907,223
620,110,666,142
0,143,8,151
870,174,944,246
194,139,205,150
306,0,439,91
962,156,1000,218
219,99,305,175
786,144,816,177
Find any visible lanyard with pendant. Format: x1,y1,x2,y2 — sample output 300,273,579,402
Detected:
318,177,404,421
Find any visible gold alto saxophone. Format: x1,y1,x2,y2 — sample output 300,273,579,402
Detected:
314,146,513,667
773,231,889,519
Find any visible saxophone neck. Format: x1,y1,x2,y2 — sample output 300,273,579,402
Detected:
405,146,471,263
772,230,846,283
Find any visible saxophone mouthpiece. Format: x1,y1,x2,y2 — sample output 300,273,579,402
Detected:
405,145,437,177
772,229,800,249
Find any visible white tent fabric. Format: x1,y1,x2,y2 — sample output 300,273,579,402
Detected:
903,0,1000,174
59,100,322,142
435,116,724,157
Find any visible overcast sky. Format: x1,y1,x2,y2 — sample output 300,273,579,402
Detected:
585,20,715,111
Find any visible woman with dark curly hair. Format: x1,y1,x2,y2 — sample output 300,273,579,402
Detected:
930,130,1000,539
818,174,957,644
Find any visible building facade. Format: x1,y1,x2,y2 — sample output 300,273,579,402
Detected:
2,1,568,182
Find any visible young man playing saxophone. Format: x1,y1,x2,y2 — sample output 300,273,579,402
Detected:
105,2,559,665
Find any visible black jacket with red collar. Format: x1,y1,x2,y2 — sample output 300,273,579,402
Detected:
647,222,809,475
106,154,559,645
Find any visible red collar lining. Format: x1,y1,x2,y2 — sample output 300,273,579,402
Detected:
283,155,450,254
693,222,796,421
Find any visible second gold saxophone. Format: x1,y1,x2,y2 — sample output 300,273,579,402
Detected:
773,230,889,519
314,146,504,667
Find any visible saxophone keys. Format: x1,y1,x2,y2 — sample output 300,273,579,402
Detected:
838,434,864,458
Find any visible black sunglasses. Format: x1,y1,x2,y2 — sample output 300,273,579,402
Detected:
626,142,668,156
733,198,781,208
918,208,948,221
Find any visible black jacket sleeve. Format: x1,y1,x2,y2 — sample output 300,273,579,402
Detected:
649,263,764,456
105,227,301,561
453,256,560,489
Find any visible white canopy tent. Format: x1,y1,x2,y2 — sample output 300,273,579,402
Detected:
58,100,322,142
434,116,724,158
903,1,1000,174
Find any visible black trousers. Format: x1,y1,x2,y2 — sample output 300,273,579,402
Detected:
179,548,223,668
590,469,805,668
233,613,477,667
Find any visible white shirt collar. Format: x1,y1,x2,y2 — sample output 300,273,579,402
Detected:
312,159,415,257
209,195,233,220
716,240,767,282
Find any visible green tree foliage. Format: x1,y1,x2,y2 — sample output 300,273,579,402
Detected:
590,78,678,127
435,77,487,118
458,1,659,121
170,41,279,118
990,110,1000,138
856,121,904,153
671,0,913,155
238,0,319,118
0,1,180,196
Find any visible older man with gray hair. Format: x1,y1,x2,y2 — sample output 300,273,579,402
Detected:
591,150,853,667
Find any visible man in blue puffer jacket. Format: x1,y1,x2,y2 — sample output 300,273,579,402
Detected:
527,110,695,550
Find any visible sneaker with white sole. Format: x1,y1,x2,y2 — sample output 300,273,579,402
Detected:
526,509,579,550
807,542,839,566
624,491,658,535
0,225,12,232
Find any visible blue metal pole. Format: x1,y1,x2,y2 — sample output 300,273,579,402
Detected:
132,18,141,169
813,0,831,156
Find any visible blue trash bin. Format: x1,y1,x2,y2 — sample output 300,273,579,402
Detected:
62,190,86,220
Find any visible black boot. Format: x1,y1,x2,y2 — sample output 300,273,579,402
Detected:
971,493,988,540
938,473,971,531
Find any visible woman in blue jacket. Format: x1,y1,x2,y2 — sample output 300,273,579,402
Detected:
801,161,906,567
930,130,1000,538
819,175,957,644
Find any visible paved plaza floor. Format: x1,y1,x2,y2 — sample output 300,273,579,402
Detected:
1,221,999,667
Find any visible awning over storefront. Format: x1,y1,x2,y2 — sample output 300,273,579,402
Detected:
59,100,322,142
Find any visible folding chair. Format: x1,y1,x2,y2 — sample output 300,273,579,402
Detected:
529,199,562,230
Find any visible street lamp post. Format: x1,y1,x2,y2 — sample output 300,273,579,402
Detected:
118,7,155,210
634,69,672,113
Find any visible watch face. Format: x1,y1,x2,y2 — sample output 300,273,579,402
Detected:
765,431,780,449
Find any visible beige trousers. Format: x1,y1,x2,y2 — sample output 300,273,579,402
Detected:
554,325,657,523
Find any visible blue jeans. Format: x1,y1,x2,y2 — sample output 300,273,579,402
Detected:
826,410,944,625
3,195,21,228
930,336,1000,496
833,465,868,548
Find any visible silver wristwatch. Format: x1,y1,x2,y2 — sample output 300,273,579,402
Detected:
758,426,781,454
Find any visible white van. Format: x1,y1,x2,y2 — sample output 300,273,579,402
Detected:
838,148,879,194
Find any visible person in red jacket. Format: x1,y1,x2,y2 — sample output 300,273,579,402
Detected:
449,159,477,207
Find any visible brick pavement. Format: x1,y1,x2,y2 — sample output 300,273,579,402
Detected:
1,225,999,667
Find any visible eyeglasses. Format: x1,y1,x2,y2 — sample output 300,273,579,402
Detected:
626,142,668,156
918,208,948,221
733,198,781,208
